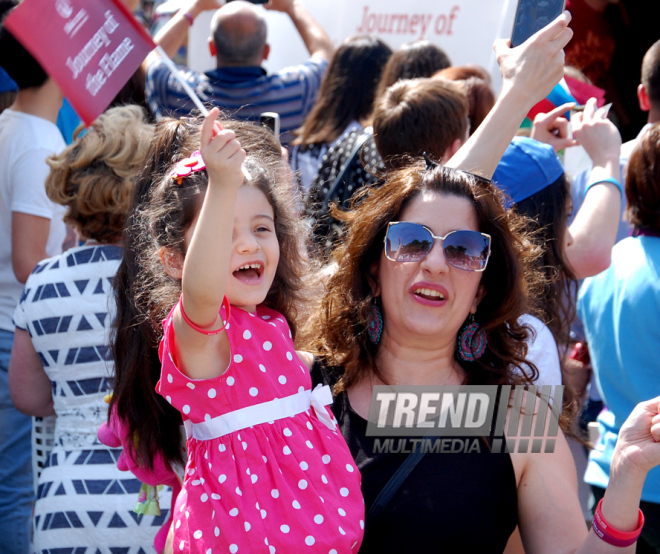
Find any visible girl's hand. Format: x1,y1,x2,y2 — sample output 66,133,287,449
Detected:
199,108,246,190
612,397,660,478
571,98,622,167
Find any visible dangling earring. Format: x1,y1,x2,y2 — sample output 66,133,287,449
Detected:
367,298,383,345
457,313,487,361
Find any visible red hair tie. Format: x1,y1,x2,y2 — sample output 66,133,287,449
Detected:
179,294,231,336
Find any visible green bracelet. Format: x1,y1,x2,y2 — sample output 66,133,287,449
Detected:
585,176,623,198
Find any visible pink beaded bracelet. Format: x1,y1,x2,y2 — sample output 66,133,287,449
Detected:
179,294,231,336
592,499,644,548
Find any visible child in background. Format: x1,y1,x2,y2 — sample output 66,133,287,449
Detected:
132,109,364,552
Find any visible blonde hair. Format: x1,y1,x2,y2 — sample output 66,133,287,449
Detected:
46,105,154,242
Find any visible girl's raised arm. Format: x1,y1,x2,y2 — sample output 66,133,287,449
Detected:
172,108,246,379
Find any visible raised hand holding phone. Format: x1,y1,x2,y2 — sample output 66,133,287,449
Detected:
511,0,568,47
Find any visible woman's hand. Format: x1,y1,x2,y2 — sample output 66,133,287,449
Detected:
494,12,573,113
531,102,578,152
199,108,246,190
612,397,660,477
571,98,622,167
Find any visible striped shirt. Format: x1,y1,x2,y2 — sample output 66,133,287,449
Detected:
146,56,328,143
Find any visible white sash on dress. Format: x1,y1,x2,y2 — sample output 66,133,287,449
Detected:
183,384,336,441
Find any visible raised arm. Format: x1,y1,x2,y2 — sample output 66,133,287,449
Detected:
265,0,334,61
143,0,222,69
446,12,573,177
518,397,660,554
566,98,622,278
172,109,245,379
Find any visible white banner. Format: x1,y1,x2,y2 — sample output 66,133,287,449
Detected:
188,0,520,92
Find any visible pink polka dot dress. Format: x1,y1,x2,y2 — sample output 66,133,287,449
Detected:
157,304,364,553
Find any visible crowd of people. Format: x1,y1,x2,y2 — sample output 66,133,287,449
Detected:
1,0,660,553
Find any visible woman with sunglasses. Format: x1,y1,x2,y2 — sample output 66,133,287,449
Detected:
306,156,660,553
299,10,660,549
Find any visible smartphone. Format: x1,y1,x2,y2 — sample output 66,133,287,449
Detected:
511,0,566,47
260,112,280,138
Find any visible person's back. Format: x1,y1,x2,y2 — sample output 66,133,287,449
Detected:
0,9,66,551
145,0,334,143
578,123,660,550
8,106,163,553
291,35,392,194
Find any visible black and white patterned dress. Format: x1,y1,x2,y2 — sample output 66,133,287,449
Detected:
13,244,169,553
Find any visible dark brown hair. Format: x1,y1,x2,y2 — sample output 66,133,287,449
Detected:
373,78,468,168
111,116,307,469
306,161,542,391
375,41,451,101
626,123,660,231
514,175,577,349
293,35,392,146
45,106,153,243
435,65,495,135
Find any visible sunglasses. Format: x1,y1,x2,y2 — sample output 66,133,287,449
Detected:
384,221,491,272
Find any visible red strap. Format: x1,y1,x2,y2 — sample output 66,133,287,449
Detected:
179,294,231,336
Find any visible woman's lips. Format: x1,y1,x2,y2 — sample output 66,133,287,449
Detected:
409,283,449,306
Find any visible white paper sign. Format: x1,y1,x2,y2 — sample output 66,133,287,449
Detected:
188,0,520,93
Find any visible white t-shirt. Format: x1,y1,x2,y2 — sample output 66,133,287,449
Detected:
0,109,66,331
518,313,562,388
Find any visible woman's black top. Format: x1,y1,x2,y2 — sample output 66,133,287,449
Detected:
311,361,518,553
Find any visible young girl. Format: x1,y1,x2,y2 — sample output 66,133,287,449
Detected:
127,109,364,553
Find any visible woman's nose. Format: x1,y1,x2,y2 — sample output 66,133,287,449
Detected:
420,239,450,273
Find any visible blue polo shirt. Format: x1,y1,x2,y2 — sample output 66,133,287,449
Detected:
146,56,327,143
578,235,660,503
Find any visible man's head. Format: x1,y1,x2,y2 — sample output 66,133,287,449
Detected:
0,0,48,90
373,77,469,169
639,39,660,122
209,1,269,67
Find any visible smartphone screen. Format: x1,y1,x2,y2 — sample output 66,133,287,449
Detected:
511,0,566,47
260,112,280,138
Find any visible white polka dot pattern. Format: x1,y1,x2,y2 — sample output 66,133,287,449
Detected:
158,304,364,551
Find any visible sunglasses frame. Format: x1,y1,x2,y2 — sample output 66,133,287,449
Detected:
383,221,492,272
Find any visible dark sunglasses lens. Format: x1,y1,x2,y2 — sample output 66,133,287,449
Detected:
385,223,433,262
443,231,490,270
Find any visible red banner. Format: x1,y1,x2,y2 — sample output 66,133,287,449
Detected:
5,0,155,125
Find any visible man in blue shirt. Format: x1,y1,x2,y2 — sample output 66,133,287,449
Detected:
146,0,334,143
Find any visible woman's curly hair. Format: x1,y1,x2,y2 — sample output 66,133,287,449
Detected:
305,160,545,392
45,105,153,242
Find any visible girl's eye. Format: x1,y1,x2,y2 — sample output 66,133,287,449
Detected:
256,226,271,233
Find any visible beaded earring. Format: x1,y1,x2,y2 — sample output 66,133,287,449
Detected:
367,299,383,345
457,313,487,361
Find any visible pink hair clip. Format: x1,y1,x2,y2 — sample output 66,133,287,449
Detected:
170,150,206,185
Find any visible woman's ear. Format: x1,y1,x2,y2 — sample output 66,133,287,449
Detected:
159,247,184,280
366,261,381,297
470,284,486,314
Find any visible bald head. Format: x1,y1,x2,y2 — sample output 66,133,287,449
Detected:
211,1,268,66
